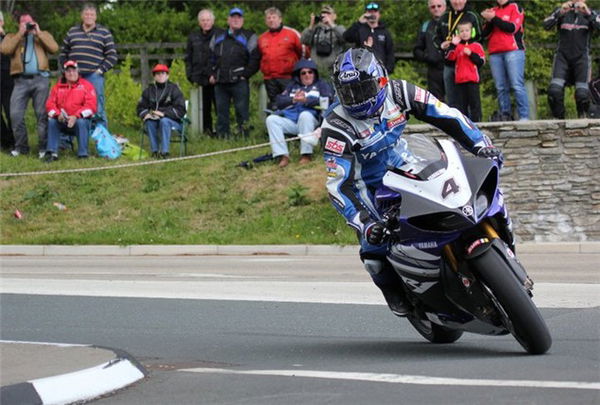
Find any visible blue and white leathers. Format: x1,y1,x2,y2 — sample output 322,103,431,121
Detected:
321,79,491,257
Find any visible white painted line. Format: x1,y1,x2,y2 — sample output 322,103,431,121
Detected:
33,359,145,405
0,339,88,347
1,279,598,308
180,367,600,391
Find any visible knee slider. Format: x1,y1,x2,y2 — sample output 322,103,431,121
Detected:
575,87,590,103
363,259,384,276
547,83,564,99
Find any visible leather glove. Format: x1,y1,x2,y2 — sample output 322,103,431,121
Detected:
476,146,504,168
365,221,388,245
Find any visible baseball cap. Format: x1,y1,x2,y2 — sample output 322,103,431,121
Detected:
152,64,169,74
229,7,243,16
365,2,380,11
63,60,78,69
321,5,335,14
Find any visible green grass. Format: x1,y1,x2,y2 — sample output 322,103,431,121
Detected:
0,121,354,246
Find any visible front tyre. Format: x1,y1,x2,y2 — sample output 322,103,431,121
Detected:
472,247,552,354
407,315,463,344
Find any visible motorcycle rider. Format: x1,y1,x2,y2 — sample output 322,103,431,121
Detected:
321,48,511,316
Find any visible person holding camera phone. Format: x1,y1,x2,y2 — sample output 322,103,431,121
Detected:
0,13,58,158
543,0,600,118
301,5,347,82
343,2,395,74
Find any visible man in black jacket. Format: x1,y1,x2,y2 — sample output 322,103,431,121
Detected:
544,0,600,118
414,0,447,101
136,64,186,158
435,0,481,108
0,11,14,151
343,2,395,74
209,7,260,138
185,9,222,137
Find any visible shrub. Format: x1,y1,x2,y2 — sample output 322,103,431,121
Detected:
105,55,142,128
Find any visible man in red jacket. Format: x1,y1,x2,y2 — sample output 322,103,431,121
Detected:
45,60,96,161
258,7,305,110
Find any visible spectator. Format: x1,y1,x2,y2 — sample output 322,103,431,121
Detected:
413,0,447,101
543,1,600,118
0,13,58,158
44,60,97,162
136,64,186,158
482,0,528,121
445,21,485,122
436,0,482,109
301,5,347,82
343,2,395,74
258,7,304,110
185,9,222,137
0,11,15,152
209,7,260,138
60,3,117,130
266,59,333,168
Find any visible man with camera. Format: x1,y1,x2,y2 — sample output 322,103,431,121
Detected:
544,0,600,118
301,5,346,82
343,2,395,74
0,14,58,157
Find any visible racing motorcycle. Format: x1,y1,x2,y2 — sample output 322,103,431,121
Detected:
375,134,552,355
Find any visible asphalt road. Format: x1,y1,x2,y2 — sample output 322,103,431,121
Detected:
1,254,599,404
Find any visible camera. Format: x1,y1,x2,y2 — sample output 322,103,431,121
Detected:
26,22,35,30
314,15,322,23
365,14,376,21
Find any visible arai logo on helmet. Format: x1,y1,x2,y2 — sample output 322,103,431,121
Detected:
339,70,359,82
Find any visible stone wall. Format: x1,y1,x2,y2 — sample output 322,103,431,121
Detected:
403,119,600,242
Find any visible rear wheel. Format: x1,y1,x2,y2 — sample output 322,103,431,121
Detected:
472,248,552,354
407,315,463,344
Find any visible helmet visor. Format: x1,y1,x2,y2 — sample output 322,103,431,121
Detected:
336,77,381,106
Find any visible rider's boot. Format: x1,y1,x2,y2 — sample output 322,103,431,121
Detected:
495,213,516,254
363,259,410,317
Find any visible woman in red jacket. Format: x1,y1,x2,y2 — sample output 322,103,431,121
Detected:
481,0,529,120
45,60,97,161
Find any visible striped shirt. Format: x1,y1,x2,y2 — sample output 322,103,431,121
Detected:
59,24,117,74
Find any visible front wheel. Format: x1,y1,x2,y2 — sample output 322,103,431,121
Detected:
407,315,463,344
472,247,552,354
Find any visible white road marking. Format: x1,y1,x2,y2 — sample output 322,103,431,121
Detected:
0,279,598,308
180,367,600,391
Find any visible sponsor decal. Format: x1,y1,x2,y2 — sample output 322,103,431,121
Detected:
414,241,438,249
460,275,472,288
359,128,372,139
339,70,359,82
324,137,346,155
466,238,489,255
506,247,515,258
329,118,354,134
326,157,338,177
462,205,474,216
414,87,428,103
386,113,406,129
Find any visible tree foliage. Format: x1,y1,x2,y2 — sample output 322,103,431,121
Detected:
10,0,600,122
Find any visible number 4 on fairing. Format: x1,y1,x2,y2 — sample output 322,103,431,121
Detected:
442,178,460,198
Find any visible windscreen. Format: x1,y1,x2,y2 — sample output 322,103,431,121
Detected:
391,134,447,180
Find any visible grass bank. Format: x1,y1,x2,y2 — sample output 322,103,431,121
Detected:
0,130,355,246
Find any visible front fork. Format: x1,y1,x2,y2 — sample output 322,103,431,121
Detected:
442,220,533,292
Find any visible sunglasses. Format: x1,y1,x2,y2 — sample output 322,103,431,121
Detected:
300,70,315,75
430,4,444,9
365,3,380,10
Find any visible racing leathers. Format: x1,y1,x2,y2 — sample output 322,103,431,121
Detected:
543,5,600,118
321,79,511,306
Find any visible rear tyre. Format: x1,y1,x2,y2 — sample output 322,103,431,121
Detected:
472,248,552,354
407,315,463,344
